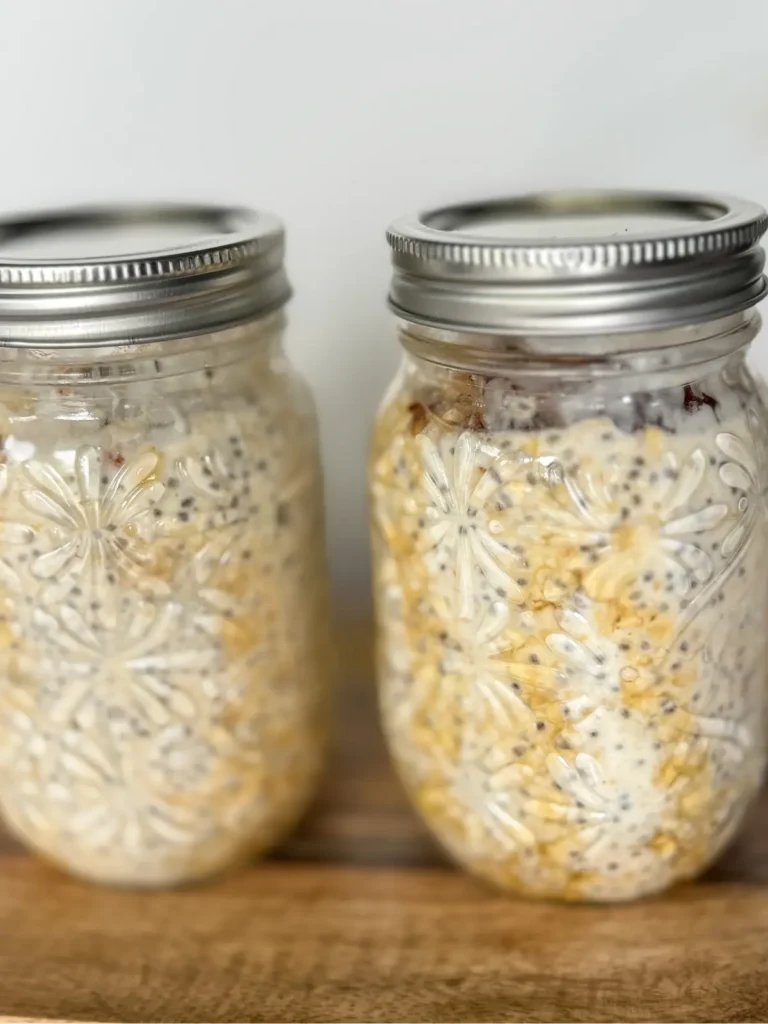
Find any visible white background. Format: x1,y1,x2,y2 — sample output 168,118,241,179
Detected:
2,0,768,609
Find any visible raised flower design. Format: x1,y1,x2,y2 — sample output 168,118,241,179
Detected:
669,614,752,761
716,427,763,559
19,447,165,597
451,757,535,858
0,694,118,843
545,606,620,720
538,752,612,844
184,518,263,622
543,449,727,600
530,748,671,871
173,437,310,615
0,684,256,872
445,601,539,730
419,431,533,619
30,598,215,729
176,448,248,531
0,682,64,784
54,726,215,853
0,462,34,590
604,611,753,766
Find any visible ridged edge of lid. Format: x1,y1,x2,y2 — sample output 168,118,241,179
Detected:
0,238,269,287
386,190,768,333
0,203,290,345
387,216,768,273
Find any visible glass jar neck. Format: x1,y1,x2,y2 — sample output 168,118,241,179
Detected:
0,312,285,387
398,311,760,387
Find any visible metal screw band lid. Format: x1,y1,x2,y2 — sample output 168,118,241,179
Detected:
387,190,768,335
0,203,291,346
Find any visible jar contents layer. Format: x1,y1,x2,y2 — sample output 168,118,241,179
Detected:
0,359,327,886
371,375,768,901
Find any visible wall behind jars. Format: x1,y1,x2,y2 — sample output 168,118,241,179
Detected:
1,0,767,611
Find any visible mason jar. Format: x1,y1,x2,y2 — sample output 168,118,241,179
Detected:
0,205,330,886
370,190,768,901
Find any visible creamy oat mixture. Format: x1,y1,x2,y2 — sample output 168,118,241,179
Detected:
0,346,328,886
371,364,768,901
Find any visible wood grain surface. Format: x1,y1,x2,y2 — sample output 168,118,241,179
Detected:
1,624,768,1023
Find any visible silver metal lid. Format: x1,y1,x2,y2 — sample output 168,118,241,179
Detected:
387,190,768,335
0,203,290,346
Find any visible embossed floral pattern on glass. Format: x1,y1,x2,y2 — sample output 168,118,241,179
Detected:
0,332,329,888
371,350,768,902
20,448,166,598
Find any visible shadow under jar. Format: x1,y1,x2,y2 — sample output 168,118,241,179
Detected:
371,190,768,901
0,205,330,887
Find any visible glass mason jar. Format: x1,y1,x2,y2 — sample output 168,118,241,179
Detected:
0,205,330,887
371,191,768,901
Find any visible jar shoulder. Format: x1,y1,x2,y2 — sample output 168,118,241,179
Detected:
0,346,318,456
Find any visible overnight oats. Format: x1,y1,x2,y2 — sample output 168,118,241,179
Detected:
0,206,330,886
372,191,768,901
